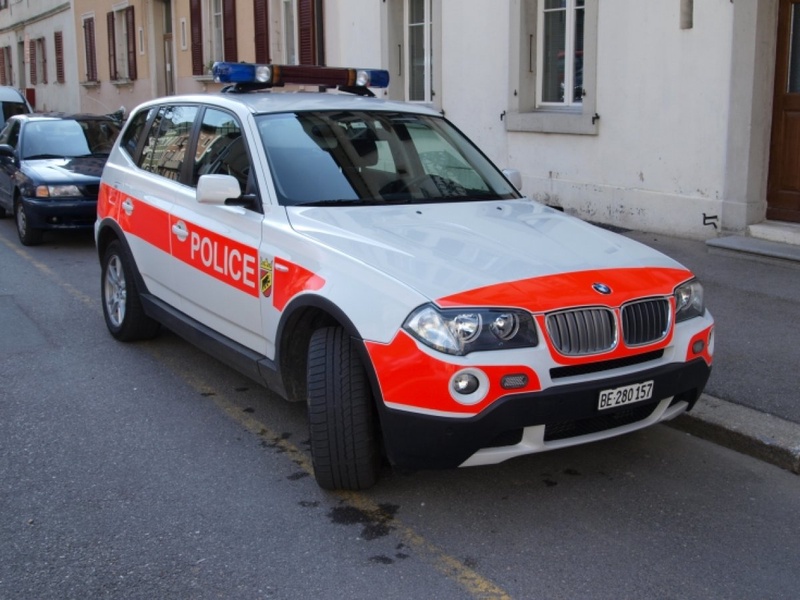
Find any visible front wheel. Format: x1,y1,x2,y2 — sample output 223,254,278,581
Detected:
15,201,43,246
307,326,380,490
101,240,160,341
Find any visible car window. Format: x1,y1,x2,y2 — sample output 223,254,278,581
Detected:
257,110,519,206
0,120,20,148
20,119,120,160
0,101,29,130
121,107,157,159
192,107,250,194
139,105,198,182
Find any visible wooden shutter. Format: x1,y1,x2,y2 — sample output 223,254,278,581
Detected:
40,39,47,84
107,12,118,80
0,47,6,86
85,18,98,81
190,0,203,75
223,0,238,62
126,6,137,80
29,40,37,85
298,0,315,65
254,0,270,64
54,32,65,83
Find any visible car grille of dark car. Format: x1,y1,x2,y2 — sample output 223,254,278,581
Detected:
546,298,670,356
544,403,656,442
81,184,100,198
621,298,670,346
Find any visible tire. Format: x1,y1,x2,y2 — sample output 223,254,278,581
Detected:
101,240,160,341
307,326,380,491
15,201,43,246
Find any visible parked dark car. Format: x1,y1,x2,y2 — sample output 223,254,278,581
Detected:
0,113,121,245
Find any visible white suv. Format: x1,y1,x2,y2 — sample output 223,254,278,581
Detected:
96,63,714,490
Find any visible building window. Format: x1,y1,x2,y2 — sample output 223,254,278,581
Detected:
83,16,98,82
0,46,11,86
29,38,46,85
54,32,65,84
254,0,270,64
108,6,137,81
507,0,598,135
280,0,323,65
190,0,237,75
406,0,432,103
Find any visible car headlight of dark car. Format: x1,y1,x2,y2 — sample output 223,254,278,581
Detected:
674,279,705,322
35,184,82,198
404,304,539,356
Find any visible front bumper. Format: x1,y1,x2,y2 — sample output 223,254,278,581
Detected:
20,196,97,230
377,358,711,470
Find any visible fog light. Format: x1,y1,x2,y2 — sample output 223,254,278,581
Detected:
452,372,480,395
448,369,489,406
692,340,705,354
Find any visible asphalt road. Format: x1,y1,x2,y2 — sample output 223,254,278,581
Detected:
2,223,800,600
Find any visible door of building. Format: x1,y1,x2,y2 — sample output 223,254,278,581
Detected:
767,0,800,223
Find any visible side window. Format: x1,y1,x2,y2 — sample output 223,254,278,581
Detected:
192,107,250,194
0,120,20,147
139,105,199,182
121,107,156,159
507,0,598,135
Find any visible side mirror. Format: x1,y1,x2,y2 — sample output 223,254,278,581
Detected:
196,174,242,205
0,144,17,161
502,168,522,191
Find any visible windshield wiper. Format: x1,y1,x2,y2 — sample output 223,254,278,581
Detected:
295,197,410,207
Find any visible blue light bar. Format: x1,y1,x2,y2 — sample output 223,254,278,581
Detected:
211,62,390,90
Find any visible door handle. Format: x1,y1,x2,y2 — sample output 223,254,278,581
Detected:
121,198,134,215
171,220,189,242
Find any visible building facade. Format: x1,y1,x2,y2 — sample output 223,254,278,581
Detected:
2,1,798,239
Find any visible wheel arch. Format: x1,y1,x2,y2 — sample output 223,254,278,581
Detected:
275,294,382,406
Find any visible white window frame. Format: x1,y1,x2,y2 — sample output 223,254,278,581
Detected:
537,0,583,107
507,0,598,135
282,0,298,65
404,0,433,104
112,5,130,80
208,0,224,64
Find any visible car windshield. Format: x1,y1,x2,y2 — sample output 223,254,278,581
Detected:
22,118,121,160
256,111,520,206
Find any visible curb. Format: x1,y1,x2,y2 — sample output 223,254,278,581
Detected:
666,394,800,475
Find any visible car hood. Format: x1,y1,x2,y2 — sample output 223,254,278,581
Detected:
286,199,688,304
23,156,107,182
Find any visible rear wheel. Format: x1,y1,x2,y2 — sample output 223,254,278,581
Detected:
307,326,380,490
15,201,43,246
101,240,160,341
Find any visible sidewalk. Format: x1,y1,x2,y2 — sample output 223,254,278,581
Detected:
622,224,800,474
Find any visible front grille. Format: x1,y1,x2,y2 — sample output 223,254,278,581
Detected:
621,298,670,346
544,403,656,442
550,349,664,379
546,308,616,356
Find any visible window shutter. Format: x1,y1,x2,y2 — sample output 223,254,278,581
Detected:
223,0,237,62
126,7,137,80
254,0,270,64
107,12,118,80
29,40,37,85
190,0,203,75
0,48,6,86
298,0,315,65
85,18,98,81
41,39,47,84
54,32,65,83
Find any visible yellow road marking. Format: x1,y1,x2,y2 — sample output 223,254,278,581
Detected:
5,228,513,600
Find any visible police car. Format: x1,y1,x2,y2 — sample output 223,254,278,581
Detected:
96,62,714,490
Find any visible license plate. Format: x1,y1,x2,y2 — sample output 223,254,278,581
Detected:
598,380,654,410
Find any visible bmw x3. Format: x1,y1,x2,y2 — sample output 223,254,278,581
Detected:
96,63,714,490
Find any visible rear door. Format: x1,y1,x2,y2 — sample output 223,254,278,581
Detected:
167,106,265,352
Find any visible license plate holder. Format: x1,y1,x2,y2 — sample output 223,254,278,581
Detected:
598,380,654,411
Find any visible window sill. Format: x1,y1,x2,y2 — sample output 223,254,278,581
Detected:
505,109,598,136
111,79,133,88
80,80,101,88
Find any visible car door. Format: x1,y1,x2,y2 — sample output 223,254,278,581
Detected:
0,119,21,210
167,106,266,353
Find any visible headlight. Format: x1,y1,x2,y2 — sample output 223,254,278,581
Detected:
674,279,705,322
403,304,538,355
35,185,82,198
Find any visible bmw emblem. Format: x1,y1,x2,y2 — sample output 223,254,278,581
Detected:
592,283,612,295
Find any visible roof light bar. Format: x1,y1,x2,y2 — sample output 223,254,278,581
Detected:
212,62,390,92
